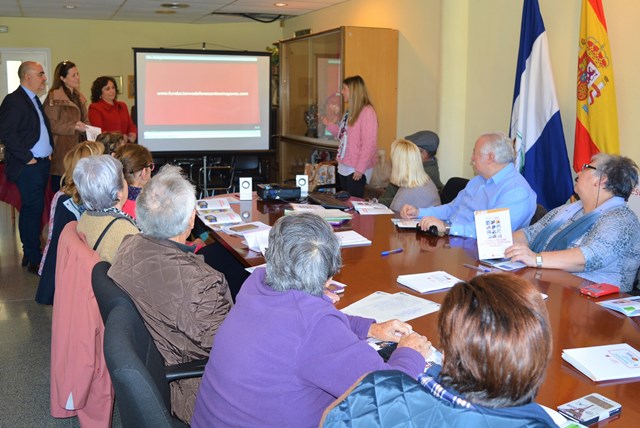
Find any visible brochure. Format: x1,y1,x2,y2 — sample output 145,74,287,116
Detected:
351,201,394,215
334,230,371,247
396,271,463,294
474,208,513,260
597,296,640,317
562,343,640,382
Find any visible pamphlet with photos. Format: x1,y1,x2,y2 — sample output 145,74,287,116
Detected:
196,197,231,211
562,343,640,382
474,208,513,260
351,201,394,215
597,296,640,317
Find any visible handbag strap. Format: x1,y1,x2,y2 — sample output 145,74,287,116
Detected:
93,217,123,251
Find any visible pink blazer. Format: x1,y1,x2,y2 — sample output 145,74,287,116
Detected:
50,221,113,427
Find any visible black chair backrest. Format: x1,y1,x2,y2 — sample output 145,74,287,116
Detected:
439,177,469,205
530,204,548,225
104,304,186,428
91,261,137,324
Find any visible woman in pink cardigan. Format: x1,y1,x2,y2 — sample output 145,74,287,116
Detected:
323,75,378,198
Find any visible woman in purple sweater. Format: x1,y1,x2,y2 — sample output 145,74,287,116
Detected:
323,75,378,198
192,213,429,427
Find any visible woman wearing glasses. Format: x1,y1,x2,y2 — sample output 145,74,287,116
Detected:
44,60,90,193
505,154,640,292
113,143,153,218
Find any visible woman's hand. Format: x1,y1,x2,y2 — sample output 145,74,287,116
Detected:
323,289,341,304
398,333,432,360
504,243,537,267
75,121,86,132
352,171,363,181
368,319,413,342
128,132,137,143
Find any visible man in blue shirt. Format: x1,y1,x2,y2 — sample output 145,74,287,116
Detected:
0,61,53,272
401,132,536,238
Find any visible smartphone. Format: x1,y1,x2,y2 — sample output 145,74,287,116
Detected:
579,283,619,298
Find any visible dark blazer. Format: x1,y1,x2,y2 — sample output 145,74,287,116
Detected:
0,86,53,182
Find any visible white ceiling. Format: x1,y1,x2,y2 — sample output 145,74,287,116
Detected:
0,0,348,24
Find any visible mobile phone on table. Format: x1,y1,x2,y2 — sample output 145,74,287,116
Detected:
579,283,619,298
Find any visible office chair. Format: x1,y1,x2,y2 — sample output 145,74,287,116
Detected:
530,204,548,225
233,155,267,191
439,177,469,205
94,262,209,427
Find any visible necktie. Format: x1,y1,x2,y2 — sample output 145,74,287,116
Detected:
34,95,44,112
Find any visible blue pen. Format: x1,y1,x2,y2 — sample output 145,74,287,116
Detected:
463,263,492,273
381,248,403,256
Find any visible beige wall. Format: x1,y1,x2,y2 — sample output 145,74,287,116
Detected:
0,16,281,109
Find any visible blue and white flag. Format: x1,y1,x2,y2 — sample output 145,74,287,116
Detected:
510,0,573,210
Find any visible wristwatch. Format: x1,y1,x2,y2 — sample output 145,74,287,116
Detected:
444,221,452,235
535,253,543,269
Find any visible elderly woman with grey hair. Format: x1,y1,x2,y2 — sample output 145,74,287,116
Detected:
108,164,233,424
506,154,640,291
191,213,431,428
75,154,139,263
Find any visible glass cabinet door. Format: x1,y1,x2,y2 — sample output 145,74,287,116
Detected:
280,30,342,142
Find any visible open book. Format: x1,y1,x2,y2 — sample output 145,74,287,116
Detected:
562,343,640,381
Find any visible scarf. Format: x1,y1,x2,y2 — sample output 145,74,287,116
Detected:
336,112,349,160
530,196,625,252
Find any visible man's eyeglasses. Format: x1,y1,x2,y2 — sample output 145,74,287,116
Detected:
582,163,597,171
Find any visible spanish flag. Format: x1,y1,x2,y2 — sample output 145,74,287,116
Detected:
574,0,619,172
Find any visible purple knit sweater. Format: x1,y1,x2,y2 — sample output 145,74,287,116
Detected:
191,268,425,428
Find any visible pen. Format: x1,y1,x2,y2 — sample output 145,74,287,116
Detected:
463,263,492,273
381,248,404,256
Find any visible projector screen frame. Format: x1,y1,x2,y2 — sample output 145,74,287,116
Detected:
133,47,273,154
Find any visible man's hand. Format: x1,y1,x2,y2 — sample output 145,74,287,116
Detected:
418,216,446,233
400,204,418,219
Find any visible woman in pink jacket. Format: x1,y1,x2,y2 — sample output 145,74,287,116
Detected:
323,75,378,198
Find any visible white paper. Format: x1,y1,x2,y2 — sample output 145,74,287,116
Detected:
392,218,419,229
244,229,270,253
474,208,513,260
85,125,102,141
334,230,371,247
245,263,266,273
341,291,440,322
289,203,326,211
397,271,463,294
221,221,271,237
198,210,242,226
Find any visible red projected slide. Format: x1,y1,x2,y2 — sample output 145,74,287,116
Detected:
144,61,260,126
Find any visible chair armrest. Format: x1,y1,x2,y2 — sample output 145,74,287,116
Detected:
164,358,208,382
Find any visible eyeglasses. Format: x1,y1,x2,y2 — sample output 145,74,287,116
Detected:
145,163,155,171
582,163,597,171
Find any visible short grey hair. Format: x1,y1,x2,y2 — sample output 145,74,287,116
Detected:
265,213,342,296
136,165,196,239
74,155,126,210
592,153,639,201
479,132,515,164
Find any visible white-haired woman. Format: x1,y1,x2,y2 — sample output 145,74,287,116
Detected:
108,165,233,424
192,213,430,427
74,155,138,263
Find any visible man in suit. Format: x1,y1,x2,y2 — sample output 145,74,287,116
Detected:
0,61,53,273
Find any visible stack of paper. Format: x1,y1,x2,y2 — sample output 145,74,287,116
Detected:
285,208,352,222
351,201,394,215
597,296,640,317
341,291,440,322
397,271,463,293
288,203,326,212
196,197,242,226
334,230,371,247
562,343,640,381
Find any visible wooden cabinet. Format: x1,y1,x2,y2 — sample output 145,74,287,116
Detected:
278,26,398,181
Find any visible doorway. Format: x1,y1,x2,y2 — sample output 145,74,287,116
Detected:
0,48,51,100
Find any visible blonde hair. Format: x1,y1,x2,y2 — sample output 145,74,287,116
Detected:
389,139,430,188
61,140,106,204
343,75,374,126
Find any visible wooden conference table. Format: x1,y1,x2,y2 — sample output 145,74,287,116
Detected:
208,196,640,427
